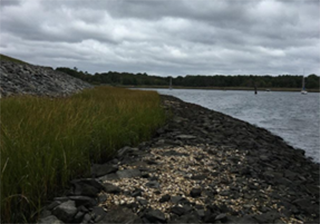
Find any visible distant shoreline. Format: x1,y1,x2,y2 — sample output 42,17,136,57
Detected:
126,85,320,92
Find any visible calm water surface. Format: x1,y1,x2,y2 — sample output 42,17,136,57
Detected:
141,88,320,163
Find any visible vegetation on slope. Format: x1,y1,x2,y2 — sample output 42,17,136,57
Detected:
0,86,166,223
56,67,320,90
0,54,29,64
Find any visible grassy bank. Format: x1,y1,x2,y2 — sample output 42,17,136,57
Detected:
0,54,29,64
0,86,166,223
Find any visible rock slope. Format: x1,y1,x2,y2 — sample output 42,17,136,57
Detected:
39,95,319,224
0,60,92,98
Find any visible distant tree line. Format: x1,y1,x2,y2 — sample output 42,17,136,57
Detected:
56,67,319,89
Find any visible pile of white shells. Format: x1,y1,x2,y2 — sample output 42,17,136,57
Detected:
98,145,301,223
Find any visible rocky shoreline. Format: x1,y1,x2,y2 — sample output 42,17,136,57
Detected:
39,95,319,224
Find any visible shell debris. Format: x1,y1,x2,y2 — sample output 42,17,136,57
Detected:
99,145,287,221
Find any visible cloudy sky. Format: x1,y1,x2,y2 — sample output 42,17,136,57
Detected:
0,0,319,77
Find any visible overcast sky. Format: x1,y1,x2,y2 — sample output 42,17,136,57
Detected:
1,0,319,77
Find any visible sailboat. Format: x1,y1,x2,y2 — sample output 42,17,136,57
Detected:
301,75,308,94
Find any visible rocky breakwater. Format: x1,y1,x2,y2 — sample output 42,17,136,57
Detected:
39,95,319,224
0,60,92,98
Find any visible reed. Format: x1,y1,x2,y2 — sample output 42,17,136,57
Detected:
0,86,166,223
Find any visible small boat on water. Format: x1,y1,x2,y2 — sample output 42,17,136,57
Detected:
301,75,308,94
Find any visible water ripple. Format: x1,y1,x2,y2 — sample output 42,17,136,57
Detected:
140,88,320,163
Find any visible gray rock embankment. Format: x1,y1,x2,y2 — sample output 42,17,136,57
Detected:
0,60,92,98
39,95,319,224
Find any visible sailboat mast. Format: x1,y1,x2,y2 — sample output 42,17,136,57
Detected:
302,69,305,90
301,68,308,94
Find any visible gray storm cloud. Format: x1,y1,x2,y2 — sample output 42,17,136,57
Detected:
0,0,319,76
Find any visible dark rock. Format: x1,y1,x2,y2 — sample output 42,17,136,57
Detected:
117,146,131,158
40,209,52,218
53,197,69,203
73,211,85,223
38,215,64,224
171,206,186,216
116,169,141,179
141,172,150,178
68,195,97,207
215,213,228,222
259,155,270,161
204,189,217,198
159,194,171,203
148,175,159,181
178,197,191,205
275,177,292,186
144,209,166,223
137,197,148,206
52,200,77,223
274,219,286,223
309,206,320,217
98,173,119,181
308,217,320,224
253,211,281,223
203,210,217,223
103,183,121,194
125,202,139,210
305,184,320,196
156,127,165,135
47,201,61,210
284,170,298,180
117,146,141,159
141,217,151,223
97,207,141,223
138,166,153,172
70,178,104,197
131,188,144,197
171,196,183,204
98,194,108,203
160,139,183,146
82,213,93,224
190,188,202,198
169,213,201,223
218,204,230,213
145,180,160,189
228,215,258,224
144,159,158,165
191,174,207,180
91,164,118,177
196,209,205,218
293,198,313,208
219,190,229,197
78,205,89,213
91,206,107,222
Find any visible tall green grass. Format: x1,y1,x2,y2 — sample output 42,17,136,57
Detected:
0,86,166,223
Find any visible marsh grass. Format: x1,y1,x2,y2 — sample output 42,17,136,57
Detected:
0,86,166,223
